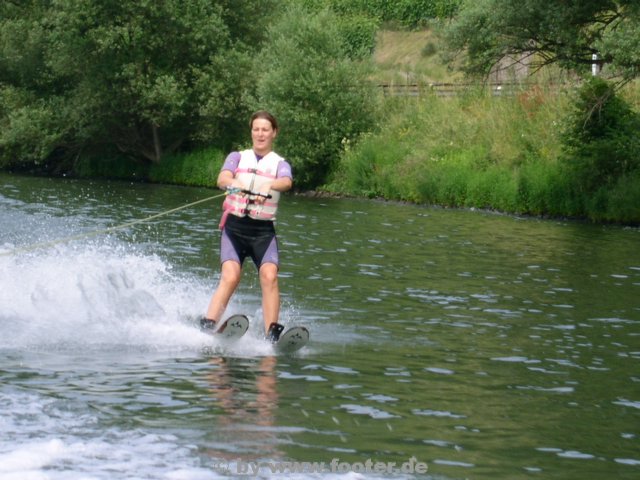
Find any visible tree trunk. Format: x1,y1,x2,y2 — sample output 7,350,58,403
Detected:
151,122,162,163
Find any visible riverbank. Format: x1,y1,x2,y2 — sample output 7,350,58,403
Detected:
69,79,640,224
6,84,639,226
323,80,640,225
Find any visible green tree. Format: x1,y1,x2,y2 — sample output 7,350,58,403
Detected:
0,0,278,169
445,0,640,81
251,5,379,189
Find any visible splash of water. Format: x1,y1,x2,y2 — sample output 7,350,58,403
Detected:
0,242,220,352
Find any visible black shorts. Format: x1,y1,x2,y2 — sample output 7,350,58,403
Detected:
220,215,279,268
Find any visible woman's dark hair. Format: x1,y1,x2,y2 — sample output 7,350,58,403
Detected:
250,110,278,131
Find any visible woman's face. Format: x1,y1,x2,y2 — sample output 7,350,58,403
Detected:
251,118,277,156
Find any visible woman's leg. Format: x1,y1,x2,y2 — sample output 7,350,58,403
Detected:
259,262,280,334
206,260,242,322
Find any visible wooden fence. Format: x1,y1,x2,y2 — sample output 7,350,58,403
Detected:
377,82,546,97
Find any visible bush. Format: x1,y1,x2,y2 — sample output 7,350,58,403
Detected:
562,77,640,194
252,5,379,189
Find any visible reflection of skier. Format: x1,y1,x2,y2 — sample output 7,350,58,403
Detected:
206,356,281,467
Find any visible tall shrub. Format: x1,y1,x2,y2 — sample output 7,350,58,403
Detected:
562,77,640,195
252,5,379,189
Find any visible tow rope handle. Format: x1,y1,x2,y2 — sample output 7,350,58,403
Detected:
226,187,272,199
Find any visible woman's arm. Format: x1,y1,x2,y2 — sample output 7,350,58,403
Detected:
269,176,293,192
216,169,238,190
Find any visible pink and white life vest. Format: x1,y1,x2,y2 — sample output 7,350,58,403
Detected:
221,150,283,224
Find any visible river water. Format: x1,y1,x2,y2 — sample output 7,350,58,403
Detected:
0,173,638,479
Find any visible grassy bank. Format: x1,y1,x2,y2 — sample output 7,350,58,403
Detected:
324,81,640,223
326,85,567,209
320,29,640,224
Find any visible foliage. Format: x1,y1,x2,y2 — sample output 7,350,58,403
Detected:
251,5,379,189
334,13,379,59
0,86,66,168
148,147,224,186
0,0,278,168
561,77,640,200
73,153,149,180
444,0,640,80
385,0,461,27
598,170,640,223
300,0,462,27
327,79,640,223
596,3,640,81
72,146,225,186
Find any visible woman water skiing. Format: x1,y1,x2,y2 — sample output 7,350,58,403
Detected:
202,111,293,342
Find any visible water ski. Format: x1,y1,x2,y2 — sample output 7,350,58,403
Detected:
274,326,310,353
200,314,249,341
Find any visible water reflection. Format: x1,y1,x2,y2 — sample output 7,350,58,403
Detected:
204,356,281,461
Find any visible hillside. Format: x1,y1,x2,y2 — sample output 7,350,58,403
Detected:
372,30,464,84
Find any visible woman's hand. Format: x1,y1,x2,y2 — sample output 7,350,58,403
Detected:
254,182,273,204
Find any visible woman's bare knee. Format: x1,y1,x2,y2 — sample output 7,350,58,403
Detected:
259,263,278,286
220,262,242,287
